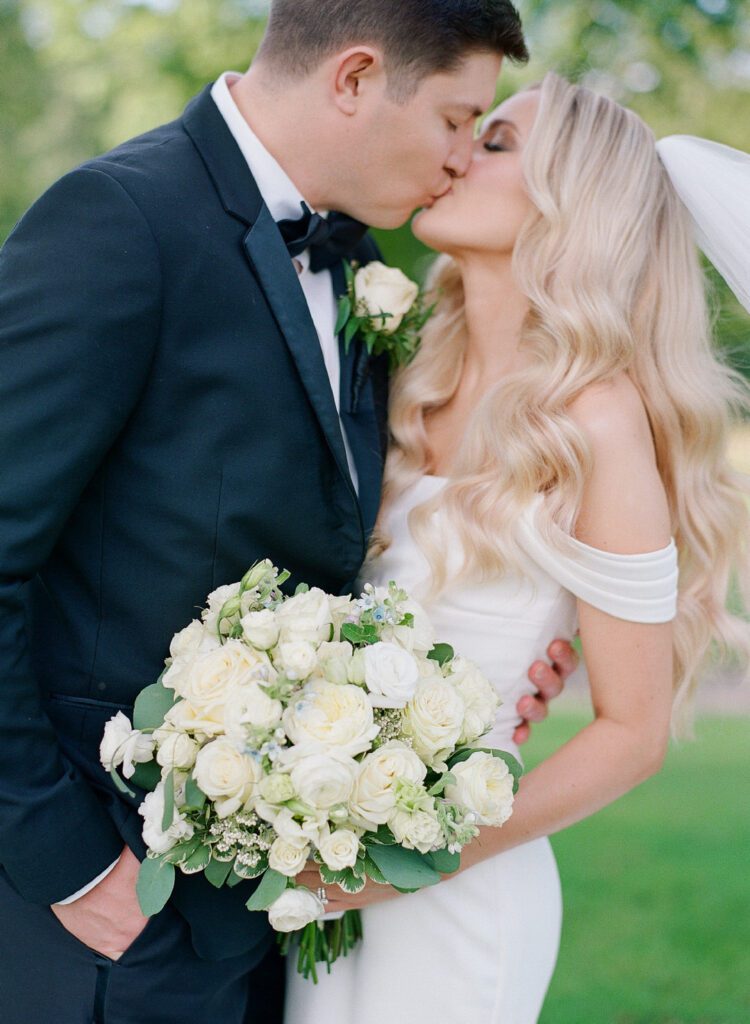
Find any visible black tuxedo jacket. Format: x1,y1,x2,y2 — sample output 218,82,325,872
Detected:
0,85,389,961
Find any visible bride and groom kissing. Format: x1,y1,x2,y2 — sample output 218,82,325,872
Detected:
0,1,747,1022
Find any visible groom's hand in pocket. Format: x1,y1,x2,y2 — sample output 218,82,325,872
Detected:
51,846,149,960
515,638,579,745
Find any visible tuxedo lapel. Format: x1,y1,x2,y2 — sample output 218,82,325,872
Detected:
183,86,357,499
332,260,385,540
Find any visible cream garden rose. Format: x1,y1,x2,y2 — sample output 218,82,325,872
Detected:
268,836,310,877
388,807,442,854
450,657,499,745
354,262,419,334
240,609,280,650
223,681,283,745
193,737,262,818
288,751,358,811
168,639,272,711
153,729,199,772
275,588,333,644
445,752,515,827
403,677,466,769
318,828,360,872
283,680,379,757
349,741,427,826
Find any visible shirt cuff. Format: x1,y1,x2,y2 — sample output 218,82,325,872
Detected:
53,855,121,906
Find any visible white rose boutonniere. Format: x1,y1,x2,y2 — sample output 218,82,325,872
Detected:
336,260,434,371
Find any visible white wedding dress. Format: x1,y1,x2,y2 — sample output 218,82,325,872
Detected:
285,476,678,1024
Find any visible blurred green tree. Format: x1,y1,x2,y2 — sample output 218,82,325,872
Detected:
2,0,748,370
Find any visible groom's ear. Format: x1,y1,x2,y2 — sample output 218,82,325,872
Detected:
331,47,384,115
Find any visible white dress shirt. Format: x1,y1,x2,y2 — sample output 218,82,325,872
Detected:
56,73,360,906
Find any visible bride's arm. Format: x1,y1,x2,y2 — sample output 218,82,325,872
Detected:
463,375,674,867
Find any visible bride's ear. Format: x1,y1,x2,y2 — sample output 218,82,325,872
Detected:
330,47,384,115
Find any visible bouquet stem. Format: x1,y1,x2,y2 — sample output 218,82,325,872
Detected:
278,911,363,983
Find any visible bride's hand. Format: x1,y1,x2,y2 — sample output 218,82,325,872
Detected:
294,862,402,914
515,637,579,745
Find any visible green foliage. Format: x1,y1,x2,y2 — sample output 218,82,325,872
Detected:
132,680,176,731
244,867,287,911
136,855,175,916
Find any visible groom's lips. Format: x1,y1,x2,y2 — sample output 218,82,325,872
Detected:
424,187,453,208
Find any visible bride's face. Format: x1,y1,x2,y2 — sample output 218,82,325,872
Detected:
412,90,539,256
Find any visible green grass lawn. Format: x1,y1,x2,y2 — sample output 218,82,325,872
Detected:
522,714,750,1024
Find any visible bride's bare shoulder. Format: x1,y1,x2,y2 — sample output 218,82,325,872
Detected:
566,375,671,552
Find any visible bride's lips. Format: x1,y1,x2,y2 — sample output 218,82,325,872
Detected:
423,187,453,209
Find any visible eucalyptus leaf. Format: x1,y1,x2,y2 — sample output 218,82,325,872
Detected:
204,856,235,889
161,769,175,833
133,681,177,731
136,857,175,917
245,868,288,912
425,848,461,875
366,844,441,890
427,643,454,667
130,758,161,793
108,765,136,799
183,775,206,811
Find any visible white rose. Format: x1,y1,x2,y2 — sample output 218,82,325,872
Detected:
153,729,199,772
388,808,442,854
163,699,225,740
202,582,242,637
268,837,310,877
100,712,155,779
179,640,273,710
354,262,419,335
224,682,283,745
169,620,219,662
444,752,515,827
268,888,323,932
364,641,420,709
403,677,465,769
450,658,500,745
240,609,280,650
349,741,427,826
276,589,333,644
139,782,194,855
317,641,354,686
318,828,360,872
276,641,318,681
283,681,379,757
193,738,262,818
288,752,358,811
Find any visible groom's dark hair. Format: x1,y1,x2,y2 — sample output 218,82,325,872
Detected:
258,0,529,97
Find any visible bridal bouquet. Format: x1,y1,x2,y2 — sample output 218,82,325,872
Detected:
100,561,520,980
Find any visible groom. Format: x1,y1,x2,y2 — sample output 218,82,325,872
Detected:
0,2,576,1021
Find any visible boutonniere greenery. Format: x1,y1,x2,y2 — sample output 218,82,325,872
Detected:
335,260,435,372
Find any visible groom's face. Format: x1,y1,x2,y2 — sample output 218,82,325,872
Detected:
343,51,502,229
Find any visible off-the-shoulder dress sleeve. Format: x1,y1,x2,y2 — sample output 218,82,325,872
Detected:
517,498,679,624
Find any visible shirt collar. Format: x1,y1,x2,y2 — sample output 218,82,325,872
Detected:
211,71,316,271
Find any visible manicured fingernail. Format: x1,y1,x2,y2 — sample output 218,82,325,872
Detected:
533,666,545,680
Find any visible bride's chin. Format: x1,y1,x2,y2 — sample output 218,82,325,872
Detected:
411,207,447,250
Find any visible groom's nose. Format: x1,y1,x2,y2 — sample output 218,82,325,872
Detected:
444,131,474,179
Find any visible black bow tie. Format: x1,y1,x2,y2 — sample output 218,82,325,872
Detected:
276,202,369,273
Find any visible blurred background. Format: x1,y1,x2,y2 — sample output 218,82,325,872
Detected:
1,2,749,1021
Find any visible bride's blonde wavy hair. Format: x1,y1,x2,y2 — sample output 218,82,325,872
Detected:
373,72,750,734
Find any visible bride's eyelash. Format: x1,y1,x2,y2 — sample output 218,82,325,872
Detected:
484,142,507,152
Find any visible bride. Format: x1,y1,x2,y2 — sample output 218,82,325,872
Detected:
287,73,750,1023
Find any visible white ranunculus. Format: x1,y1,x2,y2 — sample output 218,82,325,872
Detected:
403,677,465,770
100,712,155,779
153,729,199,772
288,752,358,811
193,738,262,818
268,888,323,932
259,772,296,805
364,641,420,709
139,782,194,855
318,828,360,872
276,641,318,681
178,640,273,710
223,682,283,745
388,807,443,854
283,681,379,757
273,807,327,848
450,658,500,745
349,741,427,826
275,588,333,645
354,262,419,335
202,582,242,637
445,752,515,827
240,609,280,651
268,837,310,877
